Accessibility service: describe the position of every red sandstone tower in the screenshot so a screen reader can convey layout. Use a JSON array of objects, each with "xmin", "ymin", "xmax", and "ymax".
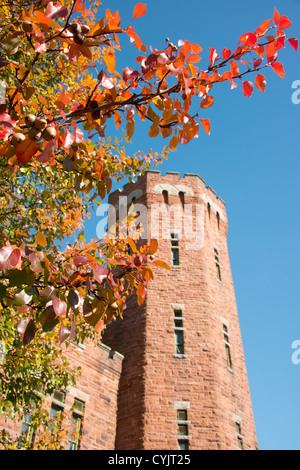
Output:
[{"xmin": 103, "ymin": 170, "xmax": 258, "ymax": 451}]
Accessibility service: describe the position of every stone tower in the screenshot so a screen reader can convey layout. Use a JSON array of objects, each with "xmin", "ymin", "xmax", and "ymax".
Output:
[{"xmin": 103, "ymin": 170, "xmax": 258, "ymax": 451}]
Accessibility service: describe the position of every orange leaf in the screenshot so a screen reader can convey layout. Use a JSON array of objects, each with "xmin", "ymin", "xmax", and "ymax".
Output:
[
  {"xmin": 272, "ymin": 61, "xmax": 285, "ymax": 79},
  {"xmin": 200, "ymin": 118, "xmax": 210, "ymax": 135},
  {"xmin": 200, "ymin": 96, "xmax": 214, "ymax": 109},
  {"xmin": 187, "ymin": 54, "xmax": 201, "ymax": 64},
  {"xmin": 104, "ymin": 51, "xmax": 116, "ymax": 74},
  {"xmin": 114, "ymin": 112, "xmax": 122, "ymax": 129},
  {"xmin": 133, "ymin": 3, "xmax": 147, "ymax": 19},
  {"xmin": 16, "ymin": 138, "xmax": 39, "ymax": 164},
  {"xmin": 255, "ymin": 74, "xmax": 267, "ymax": 93},
  {"xmin": 148, "ymin": 239, "xmax": 158, "ymax": 254},
  {"xmin": 260, "ymin": 19, "xmax": 271, "ymax": 33},
  {"xmin": 190, "ymin": 43, "xmax": 202, "ymax": 53},
  {"xmin": 152, "ymin": 260, "xmax": 171, "ymax": 271},
  {"xmin": 231, "ymin": 61, "xmax": 239, "ymax": 78}
]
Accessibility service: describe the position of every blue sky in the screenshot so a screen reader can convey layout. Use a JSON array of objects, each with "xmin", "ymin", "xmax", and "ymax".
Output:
[{"xmin": 84, "ymin": 0, "xmax": 300, "ymax": 450}]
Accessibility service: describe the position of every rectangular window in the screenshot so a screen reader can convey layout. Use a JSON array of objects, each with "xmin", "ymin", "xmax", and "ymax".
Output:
[
  {"xmin": 214, "ymin": 248, "xmax": 222, "ymax": 281},
  {"xmin": 174, "ymin": 310, "xmax": 184, "ymax": 355},
  {"xmin": 171, "ymin": 232, "xmax": 180, "ymax": 266},
  {"xmin": 177, "ymin": 409, "xmax": 189, "ymax": 449},
  {"xmin": 235, "ymin": 422, "xmax": 244, "ymax": 450},
  {"xmin": 67, "ymin": 399, "xmax": 85, "ymax": 451},
  {"xmin": 223, "ymin": 324, "xmax": 233, "ymax": 370},
  {"xmin": 19, "ymin": 411, "xmax": 34, "ymax": 448}
]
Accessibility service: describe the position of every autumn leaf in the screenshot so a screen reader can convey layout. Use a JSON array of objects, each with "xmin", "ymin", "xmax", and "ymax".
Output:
[
  {"xmin": 200, "ymin": 118, "xmax": 210, "ymax": 135},
  {"xmin": 255, "ymin": 74, "xmax": 267, "ymax": 93},
  {"xmin": 152, "ymin": 260, "xmax": 171, "ymax": 271},
  {"xmin": 288, "ymin": 38, "xmax": 298, "ymax": 52},
  {"xmin": 272, "ymin": 61, "xmax": 285, "ymax": 79},
  {"xmin": 17, "ymin": 318, "xmax": 36, "ymax": 345},
  {"xmin": 36, "ymin": 231, "xmax": 47, "ymax": 247},
  {"xmin": 200, "ymin": 96, "xmax": 214, "ymax": 109},
  {"xmin": 278, "ymin": 15, "xmax": 292, "ymax": 30},
  {"xmin": 16, "ymin": 138, "xmax": 39, "ymax": 164},
  {"xmin": 222, "ymin": 48, "xmax": 231, "ymax": 60},
  {"xmin": 243, "ymin": 80, "xmax": 254, "ymax": 97},
  {"xmin": 53, "ymin": 298, "xmax": 67, "ymax": 317},
  {"xmin": 133, "ymin": 3, "xmax": 147, "ymax": 19}
]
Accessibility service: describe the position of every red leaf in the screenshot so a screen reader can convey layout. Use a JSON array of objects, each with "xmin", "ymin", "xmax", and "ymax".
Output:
[
  {"xmin": 16, "ymin": 138, "xmax": 39, "ymax": 164},
  {"xmin": 59, "ymin": 322, "xmax": 70, "ymax": 345},
  {"xmin": 222, "ymin": 48, "xmax": 231, "ymax": 60},
  {"xmin": 239, "ymin": 32, "xmax": 257, "ymax": 47},
  {"xmin": 93, "ymin": 265, "xmax": 108, "ymax": 284},
  {"xmin": 255, "ymin": 74, "xmax": 267, "ymax": 93},
  {"xmin": 272, "ymin": 61, "xmax": 285, "ymax": 79},
  {"xmin": 208, "ymin": 48, "xmax": 219, "ymax": 67},
  {"xmin": 253, "ymin": 57, "xmax": 262, "ymax": 69},
  {"xmin": 288, "ymin": 38, "xmax": 298, "ymax": 52},
  {"xmin": 17, "ymin": 318, "xmax": 36, "ymax": 345},
  {"xmin": 0, "ymin": 113, "xmax": 18, "ymax": 129},
  {"xmin": 53, "ymin": 298, "xmax": 67, "ymax": 317},
  {"xmin": 8, "ymin": 248, "xmax": 21, "ymax": 267},
  {"xmin": 278, "ymin": 15, "xmax": 292, "ymax": 30},
  {"xmin": 243, "ymin": 81, "xmax": 254, "ymax": 98},
  {"xmin": 133, "ymin": 3, "xmax": 147, "ymax": 19},
  {"xmin": 273, "ymin": 8, "xmax": 280, "ymax": 25}
]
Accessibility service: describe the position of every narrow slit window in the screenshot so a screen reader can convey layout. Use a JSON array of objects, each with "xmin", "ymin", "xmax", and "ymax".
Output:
[
  {"xmin": 171, "ymin": 232, "xmax": 180, "ymax": 266},
  {"xmin": 174, "ymin": 310, "xmax": 184, "ymax": 355},
  {"xmin": 214, "ymin": 248, "xmax": 222, "ymax": 281},
  {"xmin": 223, "ymin": 324, "xmax": 233, "ymax": 370}
]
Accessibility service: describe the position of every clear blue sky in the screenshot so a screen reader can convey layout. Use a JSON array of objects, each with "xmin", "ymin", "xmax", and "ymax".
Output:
[{"xmin": 83, "ymin": 0, "xmax": 300, "ymax": 450}]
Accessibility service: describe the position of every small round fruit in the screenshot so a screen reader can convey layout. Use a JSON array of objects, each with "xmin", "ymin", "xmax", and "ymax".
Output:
[
  {"xmin": 73, "ymin": 32, "xmax": 85, "ymax": 45},
  {"xmin": 81, "ymin": 25, "xmax": 90, "ymax": 34},
  {"xmin": 25, "ymin": 114, "xmax": 36, "ymax": 127},
  {"xmin": 34, "ymin": 117, "xmax": 47, "ymax": 130},
  {"xmin": 11, "ymin": 133, "xmax": 26, "ymax": 147},
  {"xmin": 89, "ymin": 100, "xmax": 98, "ymax": 108},
  {"xmin": 42, "ymin": 126, "xmax": 56, "ymax": 141},
  {"xmin": 28, "ymin": 127, "xmax": 42, "ymax": 141},
  {"xmin": 149, "ymin": 254, "xmax": 155, "ymax": 261},
  {"xmin": 67, "ymin": 23, "xmax": 81, "ymax": 34},
  {"xmin": 22, "ymin": 21, "xmax": 33, "ymax": 33}
]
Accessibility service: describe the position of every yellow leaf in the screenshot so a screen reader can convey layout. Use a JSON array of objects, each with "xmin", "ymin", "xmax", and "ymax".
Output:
[{"xmin": 36, "ymin": 231, "xmax": 47, "ymax": 247}]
